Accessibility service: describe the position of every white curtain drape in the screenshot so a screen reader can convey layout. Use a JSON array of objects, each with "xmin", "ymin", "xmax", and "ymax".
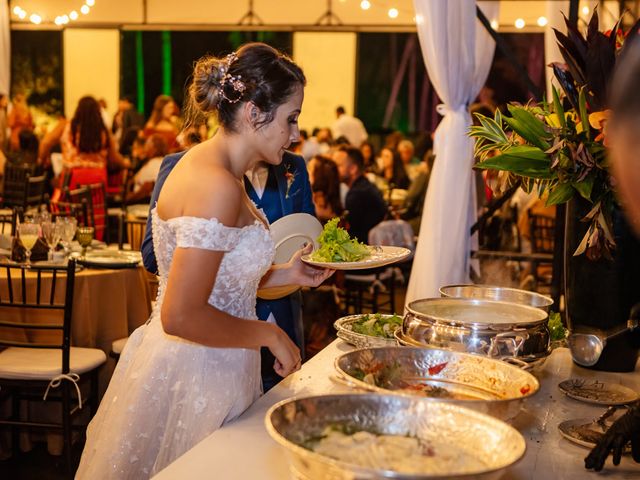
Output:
[
  {"xmin": 0, "ymin": 1, "xmax": 9, "ymax": 95},
  {"xmin": 406, "ymin": 0, "xmax": 499, "ymax": 303}
]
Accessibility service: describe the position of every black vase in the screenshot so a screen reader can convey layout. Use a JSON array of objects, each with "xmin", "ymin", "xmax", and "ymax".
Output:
[{"xmin": 565, "ymin": 198, "xmax": 640, "ymax": 372}]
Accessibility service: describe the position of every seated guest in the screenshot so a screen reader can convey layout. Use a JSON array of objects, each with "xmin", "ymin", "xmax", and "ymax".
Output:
[
  {"xmin": 11, "ymin": 129, "xmax": 40, "ymax": 167},
  {"xmin": 126, "ymin": 133, "xmax": 168, "ymax": 205},
  {"xmin": 8, "ymin": 92, "xmax": 34, "ymax": 152},
  {"xmin": 398, "ymin": 139, "xmax": 422, "ymax": 181},
  {"xmin": 380, "ymin": 147, "xmax": 410, "ymax": 190},
  {"xmin": 307, "ymin": 155, "xmax": 343, "ymax": 223},
  {"xmin": 143, "ymin": 95, "xmax": 179, "ymax": 151},
  {"xmin": 112, "ymin": 96, "xmax": 144, "ymax": 146},
  {"xmin": 360, "ymin": 140, "xmax": 379, "ymax": 175},
  {"xmin": 333, "ymin": 145, "xmax": 387, "ymax": 243}
]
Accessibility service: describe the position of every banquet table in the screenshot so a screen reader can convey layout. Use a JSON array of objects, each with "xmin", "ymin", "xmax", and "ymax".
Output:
[{"xmin": 154, "ymin": 341, "xmax": 640, "ymax": 480}]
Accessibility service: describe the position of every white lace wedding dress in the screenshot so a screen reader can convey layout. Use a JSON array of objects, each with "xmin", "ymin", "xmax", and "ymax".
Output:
[{"xmin": 76, "ymin": 209, "xmax": 274, "ymax": 479}]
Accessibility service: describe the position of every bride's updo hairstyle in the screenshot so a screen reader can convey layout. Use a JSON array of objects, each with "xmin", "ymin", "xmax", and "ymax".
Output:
[{"xmin": 187, "ymin": 42, "xmax": 305, "ymax": 132}]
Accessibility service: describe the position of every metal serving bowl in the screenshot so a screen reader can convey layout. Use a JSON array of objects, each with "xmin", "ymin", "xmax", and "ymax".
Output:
[
  {"xmin": 333, "ymin": 314, "xmax": 400, "ymax": 349},
  {"xmin": 403, "ymin": 298, "xmax": 550, "ymax": 363},
  {"xmin": 440, "ymin": 284, "xmax": 554, "ymax": 311},
  {"xmin": 265, "ymin": 393, "xmax": 526, "ymax": 480},
  {"xmin": 334, "ymin": 346, "xmax": 538, "ymax": 421}
]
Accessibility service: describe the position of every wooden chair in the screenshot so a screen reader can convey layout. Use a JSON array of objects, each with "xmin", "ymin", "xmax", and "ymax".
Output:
[
  {"xmin": 51, "ymin": 186, "xmax": 90, "ymax": 227},
  {"xmin": 118, "ymin": 216, "xmax": 147, "ymax": 251},
  {"xmin": 529, "ymin": 214, "xmax": 555, "ymax": 289},
  {"xmin": 0, "ymin": 259, "xmax": 106, "ymax": 470},
  {"xmin": 65, "ymin": 184, "xmax": 109, "ymax": 242},
  {"xmin": 1, "ymin": 164, "xmax": 47, "ymax": 212}
]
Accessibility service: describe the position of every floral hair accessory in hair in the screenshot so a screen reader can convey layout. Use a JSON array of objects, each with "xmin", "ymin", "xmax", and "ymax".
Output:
[{"xmin": 218, "ymin": 52, "xmax": 246, "ymax": 104}]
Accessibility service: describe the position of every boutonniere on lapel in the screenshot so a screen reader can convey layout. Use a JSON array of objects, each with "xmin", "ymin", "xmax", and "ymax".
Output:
[{"xmin": 284, "ymin": 162, "xmax": 297, "ymax": 199}]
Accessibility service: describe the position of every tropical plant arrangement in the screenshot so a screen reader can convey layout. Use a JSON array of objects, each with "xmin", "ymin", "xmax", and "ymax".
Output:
[{"xmin": 469, "ymin": 10, "xmax": 640, "ymax": 261}]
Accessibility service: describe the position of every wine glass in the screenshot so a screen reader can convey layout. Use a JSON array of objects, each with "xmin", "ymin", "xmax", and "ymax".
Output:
[
  {"xmin": 41, "ymin": 221, "xmax": 62, "ymax": 261},
  {"xmin": 76, "ymin": 226, "xmax": 94, "ymax": 258},
  {"xmin": 56, "ymin": 217, "xmax": 78, "ymax": 256},
  {"xmin": 18, "ymin": 221, "xmax": 41, "ymax": 267}
]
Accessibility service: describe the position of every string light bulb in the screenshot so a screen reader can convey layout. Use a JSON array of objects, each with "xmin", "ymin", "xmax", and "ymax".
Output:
[
  {"xmin": 360, "ymin": 0, "xmax": 371, "ymax": 10},
  {"xmin": 537, "ymin": 16, "xmax": 548, "ymax": 27},
  {"xmin": 582, "ymin": 6, "xmax": 590, "ymax": 16},
  {"xmin": 490, "ymin": 20, "xmax": 499, "ymax": 30},
  {"xmin": 515, "ymin": 18, "xmax": 525, "ymax": 29},
  {"xmin": 388, "ymin": 8, "xmax": 398, "ymax": 19},
  {"xmin": 12, "ymin": 2, "xmax": 96, "ymax": 23}
]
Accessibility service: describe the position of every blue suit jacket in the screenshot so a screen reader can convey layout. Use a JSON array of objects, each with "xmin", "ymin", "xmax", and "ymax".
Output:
[
  {"xmin": 140, "ymin": 150, "xmax": 314, "ymax": 388},
  {"xmin": 141, "ymin": 150, "xmax": 314, "ymax": 272}
]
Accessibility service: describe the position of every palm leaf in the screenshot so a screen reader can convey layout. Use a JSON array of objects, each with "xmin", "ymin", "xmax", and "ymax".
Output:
[{"xmin": 475, "ymin": 145, "xmax": 554, "ymax": 179}]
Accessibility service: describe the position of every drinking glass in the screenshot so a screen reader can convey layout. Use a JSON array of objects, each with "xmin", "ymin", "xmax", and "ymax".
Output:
[
  {"xmin": 56, "ymin": 217, "xmax": 78, "ymax": 256},
  {"xmin": 77, "ymin": 226, "xmax": 94, "ymax": 258},
  {"xmin": 41, "ymin": 221, "xmax": 62, "ymax": 261},
  {"xmin": 18, "ymin": 222, "xmax": 41, "ymax": 267}
]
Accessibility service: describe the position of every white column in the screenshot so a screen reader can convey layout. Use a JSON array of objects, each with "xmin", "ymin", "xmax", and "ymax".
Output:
[
  {"xmin": 293, "ymin": 32, "xmax": 357, "ymax": 133},
  {"xmin": 63, "ymin": 29, "xmax": 120, "ymax": 118}
]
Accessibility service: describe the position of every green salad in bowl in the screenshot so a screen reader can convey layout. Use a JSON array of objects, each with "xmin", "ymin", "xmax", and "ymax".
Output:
[
  {"xmin": 334, "ymin": 313, "xmax": 403, "ymax": 348},
  {"xmin": 310, "ymin": 218, "xmax": 370, "ymax": 263}
]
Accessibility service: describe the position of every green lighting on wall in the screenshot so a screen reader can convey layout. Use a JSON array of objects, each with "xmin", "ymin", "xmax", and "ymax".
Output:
[
  {"xmin": 161, "ymin": 31, "xmax": 172, "ymax": 96},
  {"xmin": 135, "ymin": 31, "xmax": 145, "ymax": 114}
]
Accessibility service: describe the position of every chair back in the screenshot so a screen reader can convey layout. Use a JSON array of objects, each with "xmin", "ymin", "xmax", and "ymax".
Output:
[
  {"xmin": 0, "ymin": 208, "xmax": 20, "ymax": 236},
  {"xmin": 368, "ymin": 219, "xmax": 415, "ymax": 251},
  {"xmin": 65, "ymin": 183, "xmax": 107, "ymax": 242},
  {"xmin": 529, "ymin": 214, "xmax": 555, "ymax": 254},
  {"xmin": 119, "ymin": 217, "xmax": 147, "ymax": 251},
  {"xmin": 51, "ymin": 186, "xmax": 90, "ymax": 227},
  {"xmin": 2, "ymin": 163, "xmax": 35, "ymax": 209},
  {"xmin": 0, "ymin": 259, "xmax": 76, "ymax": 373}
]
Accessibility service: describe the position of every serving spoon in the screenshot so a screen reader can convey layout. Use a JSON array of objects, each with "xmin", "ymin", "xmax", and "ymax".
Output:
[{"xmin": 568, "ymin": 304, "xmax": 640, "ymax": 367}]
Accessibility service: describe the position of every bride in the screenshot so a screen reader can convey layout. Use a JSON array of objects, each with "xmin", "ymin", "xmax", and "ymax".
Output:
[{"xmin": 76, "ymin": 43, "xmax": 333, "ymax": 479}]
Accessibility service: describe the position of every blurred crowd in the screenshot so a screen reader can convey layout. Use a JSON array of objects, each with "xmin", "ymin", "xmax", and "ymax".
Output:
[{"xmin": 0, "ymin": 96, "xmax": 435, "ymax": 246}]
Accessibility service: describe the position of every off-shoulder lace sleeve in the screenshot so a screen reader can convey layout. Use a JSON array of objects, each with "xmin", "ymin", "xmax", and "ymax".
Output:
[{"xmin": 172, "ymin": 217, "xmax": 243, "ymax": 252}]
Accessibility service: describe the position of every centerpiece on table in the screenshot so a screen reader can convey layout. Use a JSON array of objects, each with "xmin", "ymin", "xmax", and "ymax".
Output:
[{"xmin": 469, "ymin": 10, "xmax": 640, "ymax": 371}]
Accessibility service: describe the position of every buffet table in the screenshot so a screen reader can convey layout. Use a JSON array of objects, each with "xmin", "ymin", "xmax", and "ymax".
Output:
[{"xmin": 154, "ymin": 341, "xmax": 640, "ymax": 480}]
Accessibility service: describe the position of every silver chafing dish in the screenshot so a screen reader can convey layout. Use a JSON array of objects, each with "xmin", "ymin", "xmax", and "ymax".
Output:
[
  {"xmin": 265, "ymin": 393, "xmax": 526, "ymax": 480},
  {"xmin": 440, "ymin": 284, "xmax": 554, "ymax": 311},
  {"xmin": 334, "ymin": 346, "xmax": 539, "ymax": 421},
  {"xmin": 400, "ymin": 298, "xmax": 550, "ymax": 364}
]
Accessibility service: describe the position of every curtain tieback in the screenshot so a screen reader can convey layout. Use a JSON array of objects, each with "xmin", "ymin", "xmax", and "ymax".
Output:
[
  {"xmin": 436, "ymin": 104, "xmax": 470, "ymax": 116},
  {"xmin": 43, "ymin": 373, "xmax": 83, "ymax": 410}
]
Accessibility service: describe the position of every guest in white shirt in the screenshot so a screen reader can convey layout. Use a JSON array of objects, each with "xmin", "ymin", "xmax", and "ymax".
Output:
[
  {"xmin": 331, "ymin": 106, "xmax": 368, "ymax": 148},
  {"xmin": 126, "ymin": 133, "xmax": 168, "ymax": 204}
]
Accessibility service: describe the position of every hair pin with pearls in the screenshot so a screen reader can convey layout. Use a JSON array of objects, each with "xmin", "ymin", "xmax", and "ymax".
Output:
[{"xmin": 218, "ymin": 52, "xmax": 246, "ymax": 104}]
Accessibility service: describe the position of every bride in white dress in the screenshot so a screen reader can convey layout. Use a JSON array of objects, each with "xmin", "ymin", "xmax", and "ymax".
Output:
[{"xmin": 76, "ymin": 43, "xmax": 333, "ymax": 479}]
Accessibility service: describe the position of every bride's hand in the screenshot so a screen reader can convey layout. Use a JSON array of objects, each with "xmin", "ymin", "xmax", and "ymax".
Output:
[
  {"xmin": 268, "ymin": 324, "xmax": 302, "ymax": 378},
  {"xmin": 287, "ymin": 243, "xmax": 335, "ymax": 287}
]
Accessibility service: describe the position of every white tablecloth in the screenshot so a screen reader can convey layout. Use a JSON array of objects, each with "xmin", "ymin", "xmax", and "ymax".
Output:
[{"xmin": 154, "ymin": 342, "xmax": 640, "ymax": 480}]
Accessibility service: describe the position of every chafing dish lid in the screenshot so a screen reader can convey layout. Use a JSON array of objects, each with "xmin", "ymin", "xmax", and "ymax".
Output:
[{"xmin": 406, "ymin": 297, "xmax": 548, "ymax": 327}]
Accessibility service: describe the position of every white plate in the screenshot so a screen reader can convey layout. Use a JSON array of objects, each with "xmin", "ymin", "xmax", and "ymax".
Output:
[
  {"xmin": 558, "ymin": 378, "xmax": 639, "ymax": 406},
  {"xmin": 270, "ymin": 213, "xmax": 322, "ymax": 264},
  {"xmin": 258, "ymin": 213, "xmax": 323, "ymax": 300},
  {"xmin": 302, "ymin": 245, "xmax": 412, "ymax": 270},
  {"xmin": 558, "ymin": 417, "xmax": 631, "ymax": 452},
  {"xmin": 76, "ymin": 250, "xmax": 141, "ymax": 269}
]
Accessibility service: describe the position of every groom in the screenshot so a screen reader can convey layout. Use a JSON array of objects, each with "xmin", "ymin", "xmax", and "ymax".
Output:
[{"xmin": 141, "ymin": 149, "xmax": 314, "ymax": 391}]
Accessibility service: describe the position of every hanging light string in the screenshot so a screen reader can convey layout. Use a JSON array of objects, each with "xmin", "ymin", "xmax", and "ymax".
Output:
[{"xmin": 12, "ymin": 0, "xmax": 96, "ymax": 26}]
